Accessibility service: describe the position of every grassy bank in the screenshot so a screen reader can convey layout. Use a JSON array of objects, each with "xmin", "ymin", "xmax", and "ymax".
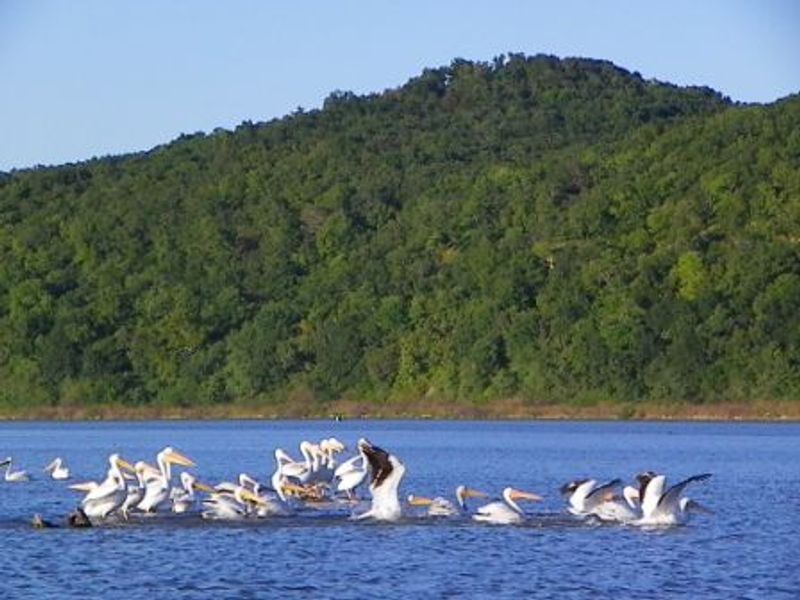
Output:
[{"xmin": 1, "ymin": 399, "xmax": 799, "ymax": 421}]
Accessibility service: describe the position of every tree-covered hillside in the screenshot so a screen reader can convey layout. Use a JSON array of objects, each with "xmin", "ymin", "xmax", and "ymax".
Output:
[{"xmin": 1, "ymin": 54, "xmax": 798, "ymax": 413}]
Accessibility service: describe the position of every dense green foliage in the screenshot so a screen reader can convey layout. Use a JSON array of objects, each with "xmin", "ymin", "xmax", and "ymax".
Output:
[{"xmin": 1, "ymin": 54, "xmax": 798, "ymax": 411}]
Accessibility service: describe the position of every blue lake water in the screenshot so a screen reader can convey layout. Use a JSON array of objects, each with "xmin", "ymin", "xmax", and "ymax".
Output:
[{"xmin": 1, "ymin": 420, "xmax": 798, "ymax": 599}]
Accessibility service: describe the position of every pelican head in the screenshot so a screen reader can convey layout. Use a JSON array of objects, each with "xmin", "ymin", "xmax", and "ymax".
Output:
[
  {"xmin": 193, "ymin": 480, "xmax": 215, "ymax": 493},
  {"xmin": 68, "ymin": 481, "xmax": 99, "ymax": 493},
  {"xmin": 503, "ymin": 487, "xmax": 543, "ymax": 514},
  {"xmin": 321, "ymin": 437, "xmax": 346, "ymax": 455},
  {"xmin": 236, "ymin": 486, "xmax": 267, "ymax": 507},
  {"xmin": 180, "ymin": 471, "xmax": 214, "ymax": 493},
  {"xmin": 134, "ymin": 461, "xmax": 160, "ymax": 482},
  {"xmin": 274, "ymin": 448, "xmax": 293, "ymax": 465},
  {"xmin": 159, "ymin": 447, "xmax": 196, "ymax": 468},
  {"xmin": 44, "ymin": 457, "xmax": 62, "ymax": 472},
  {"xmin": 455, "ymin": 485, "xmax": 488, "ymax": 508},
  {"xmin": 109, "ymin": 453, "xmax": 136, "ymax": 474},
  {"xmin": 0, "ymin": 458, "xmax": 10, "ymax": 468},
  {"xmin": 238, "ymin": 473, "xmax": 261, "ymax": 494}
]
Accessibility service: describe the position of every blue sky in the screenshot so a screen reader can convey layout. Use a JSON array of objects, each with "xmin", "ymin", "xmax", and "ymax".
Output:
[{"xmin": 1, "ymin": 0, "xmax": 798, "ymax": 171}]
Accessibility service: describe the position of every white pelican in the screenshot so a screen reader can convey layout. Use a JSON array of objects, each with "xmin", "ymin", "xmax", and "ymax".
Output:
[
  {"xmin": 560, "ymin": 478, "xmax": 622, "ymax": 517},
  {"xmin": 215, "ymin": 473, "xmax": 285, "ymax": 510},
  {"xmin": 473, "ymin": 487, "xmax": 543, "ymax": 524},
  {"xmin": 69, "ymin": 453, "xmax": 136, "ymax": 519},
  {"xmin": 137, "ymin": 447, "xmax": 196, "ymax": 513},
  {"xmin": 333, "ymin": 444, "xmax": 368, "ymax": 499},
  {"xmin": 201, "ymin": 485, "xmax": 267, "ymax": 520},
  {"xmin": 269, "ymin": 458, "xmax": 321, "ymax": 507},
  {"xmin": 121, "ymin": 462, "xmax": 157, "ymax": 517},
  {"xmin": 353, "ymin": 438, "xmax": 406, "ymax": 521},
  {"xmin": 215, "ymin": 473, "xmax": 264, "ymax": 496},
  {"xmin": 635, "ymin": 472, "xmax": 713, "ymax": 526},
  {"xmin": 43, "ymin": 457, "xmax": 70, "ymax": 480},
  {"xmin": 274, "ymin": 442, "xmax": 322, "ymax": 485},
  {"xmin": 171, "ymin": 472, "xmax": 214, "ymax": 513},
  {"xmin": 593, "ymin": 494, "xmax": 641, "ymax": 523},
  {"xmin": 591, "ymin": 480, "xmax": 647, "ymax": 523},
  {"xmin": 408, "ymin": 485, "xmax": 488, "ymax": 517},
  {"xmin": 236, "ymin": 473, "xmax": 292, "ymax": 517},
  {"xmin": 3, "ymin": 457, "xmax": 29, "ymax": 482},
  {"xmin": 315, "ymin": 438, "xmax": 345, "ymax": 483},
  {"xmin": 271, "ymin": 450, "xmax": 294, "ymax": 502}
]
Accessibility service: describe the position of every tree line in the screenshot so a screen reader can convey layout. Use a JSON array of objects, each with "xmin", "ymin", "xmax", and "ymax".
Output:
[{"xmin": 1, "ymin": 54, "xmax": 798, "ymax": 412}]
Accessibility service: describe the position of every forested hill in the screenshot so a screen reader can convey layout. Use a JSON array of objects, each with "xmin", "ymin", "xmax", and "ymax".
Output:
[{"xmin": 1, "ymin": 54, "xmax": 799, "ymax": 414}]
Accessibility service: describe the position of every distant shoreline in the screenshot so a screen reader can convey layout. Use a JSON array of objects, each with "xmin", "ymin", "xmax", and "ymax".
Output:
[{"xmin": 1, "ymin": 399, "xmax": 798, "ymax": 422}]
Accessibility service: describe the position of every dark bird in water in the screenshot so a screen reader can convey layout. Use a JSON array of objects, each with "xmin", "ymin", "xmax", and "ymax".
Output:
[
  {"xmin": 67, "ymin": 507, "xmax": 93, "ymax": 528},
  {"xmin": 31, "ymin": 513, "xmax": 56, "ymax": 529}
]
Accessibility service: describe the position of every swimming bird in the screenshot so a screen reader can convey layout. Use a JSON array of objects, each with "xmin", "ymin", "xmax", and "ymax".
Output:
[
  {"xmin": 315, "ymin": 438, "xmax": 346, "ymax": 483},
  {"xmin": 120, "ymin": 461, "xmax": 158, "ymax": 518},
  {"xmin": 3, "ymin": 457, "xmax": 30, "ymax": 482},
  {"xmin": 201, "ymin": 485, "xmax": 267, "ymax": 520},
  {"xmin": 634, "ymin": 472, "xmax": 713, "ymax": 526},
  {"xmin": 43, "ymin": 457, "xmax": 70, "ymax": 480},
  {"xmin": 593, "ymin": 494, "xmax": 641, "ymax": 523},
  {"xmin": 66, "ymin": 507, "xmax": 92, "ymax": 528},
  {"xmin": 473, "ymin": 487, "xmax": 543, "ymax": 524},
  {"xmin": 333, "ymin": 443, "xmax": 368, "ymax": 500},
  {"xmin": 353, "ymin": 438, "xmax": 406, "ymax": 521},
  {"xmin": 171, "ymin": 472, "xmax": 214, "ymax": 513},
  {"xmin": 213, "ymin": 472, "xmax": 290, "ymax": 516},
  {"xmin": 274, "ymin": 442, "xmax": 323, "ymax": 485},
  {"xmin": 137, "ymin": 447, "xmax": 196, "ymax": 513},
  {"xmin": 240, "ymin": 473, "xmax": 293, "ymax": 517},
  {"xmin": 32, "ymin": 513, "xmax": 57, "ymax": 529},
  {"xmin": 560, "ymin": 478, "xmax": 622, "ymax": 518},
  {"xmin": 271, "ymin": 450, "xmax": 295, "ymax": 502},
  {"xmin": 215, "ymin": 473, "xmax": 265, "ymax": 497},
  {"xmin": 407, "ymin": 485, "xmax": 488, "ymax": 517},
  {"xmin": 69, "ymin": 453, "xmax": 136, "ymax": 519},
  {"xmin": 588, "ymin": 478, "xmax": 651, "ymax": 523}
]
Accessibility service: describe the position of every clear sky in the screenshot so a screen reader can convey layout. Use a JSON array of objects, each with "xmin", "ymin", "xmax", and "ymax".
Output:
[{"xmin": 1, "ymin": 0, "xmax": 798, "ymax": 171}]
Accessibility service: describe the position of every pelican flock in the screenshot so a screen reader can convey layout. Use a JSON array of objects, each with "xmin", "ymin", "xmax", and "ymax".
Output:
[{"xmin": 2, "ymin": 436, "xmax": 714, "ymax": 530}]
